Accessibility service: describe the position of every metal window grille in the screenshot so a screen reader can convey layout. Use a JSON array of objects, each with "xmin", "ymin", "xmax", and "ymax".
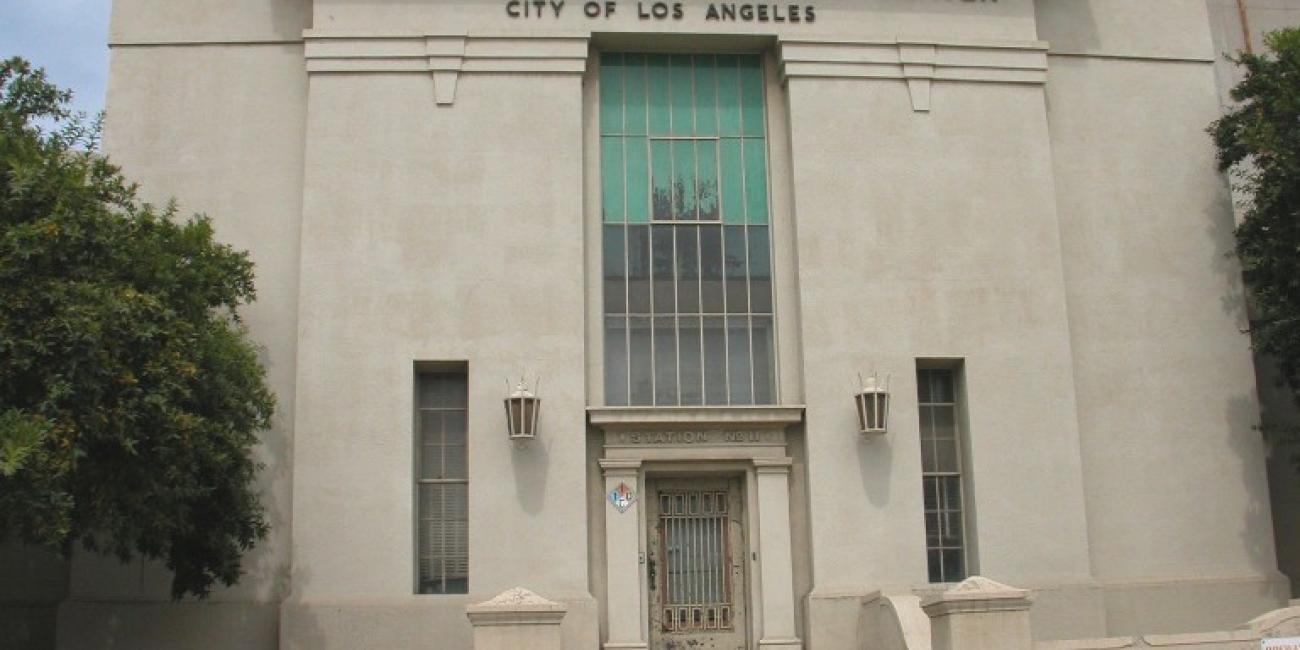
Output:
[
  {"xmin": 416, "ymin": 372, "xmax": 468, "ymax": 594},
  {"xmin": 659, "ymin": 490, "xmax": 733, "ymax": 631},
  {"xmin": 918, "ymin": 368, "xmax": 968, "ymax": 584},
  {"xmin": 600, "ymin": 53, "xmax": 777, "ymax": 406}
]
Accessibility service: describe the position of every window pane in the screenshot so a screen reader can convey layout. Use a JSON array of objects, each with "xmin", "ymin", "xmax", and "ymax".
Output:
[
  {"xmin": 626, "ymin": 136, "xmax": 650, "ymax": 223},
  {"xmin": 629, "ymin": 316, "xmax": 653, "ymax": 405},
  {"xmin": 647, "ymin": 54, "xmax": 670, "ymax": 136},
  {"xmin": 942, "ymin": 512, "xmax": 964, "ymax": 547},
  {"xmin": 603, "ymin": 225, "xmax": 626, "ymax": 313},
  {"xmin": 673, "ymin": 139, "xmax": 698, "ymax": 220},
  {"xmin": 444, "ymin": 411, "xmax": 466, "ymax": 444},
  {"xmin": 627, "ymin": 225, "xmax": 651, "ymax": 313},
  {"xmin": 739, "ymin": 56, "xmax": 765, "ymax": 137},
  {"xmin": 927, "ymin": 550, "xmax": 942, "ymax": 584},
  {"xmin": 655, "ymin": 316, "xmax": 678, "ymax": 405},
  {"xmin": 727, "ymin": 316, "xmax": 752, "ymax": 404},
  {"xmin": 931, "ymin": 370, "xmax": 955, "ymax": 403},
  {"xmin": 703, "ymin": 316, "xmax": 727, "ymax": 405},
  {"xmin": 724, "ymin": 225, "xmax": 748, "ymax": 314},
  {"xmin": 743, "ymin": 138, "xmax": 768, "ymax": 224},
  {"xmin": 670, "ymin": 54, "xmax": 693, "ymax": 135},
  {"xmin": 748, "ymin": 226, "xmax": 772, "ymax": 312},
  {"xmin": 420, "ymin": 373, "xmax": 466, "ymax": 408},
  {"xmin": 697, "ymin": 139, "xmax": 720, "ymax": 221},
  {"xmin": 939, "ymin": 476, "xmax": 963, "ymax": 511},
  {"xmin": 936, "ymin": 439, "xmax": 959, "ymax": 473},
  {"xmin": 652, "ymin": 225, "xmax": 676, "ymax": 314},
  {"xmin": 700, "ymin": 225, "xmax": 724, "ymax": 313},
  {"xmin": 421, "ymin": 411, "xmax": 444, "ymax": 446},
  {"xmin": 602, "ymin": 137, "xmax": 625, "ymax": 223},
  {"xmin": 716, "ymin": 54, "xmax": 741, "ymax": 136},
  {"xmin": 600, "ymin": 52, "xmax": 624, "ymax": 135},
  {"xmin": 651, "ymin": 139, "xmax": 673, "ymax": 221},
  {"xmin": 624, "ymin": 54, "xmax": 647, "ymax": 136},
  {"xmin": 676, "ymin": 226, "xmax": 700, "ymax": 314},
  {"xmin": 941, "ymin": 550, "xmax": 964, "ymax": 583},
  {"xmin": 680, "ymin": 316, "xmax": 703, "ymax": 405},
  {"xmin": 917, "ymin": 369, "xmax": 935, "ymax": 403},
  {"xmin": 605, "ymin": 316, "xmax": 629, "ymax": 406},
  {"xmin": 919, "ymin": 405, "xmax": 936, "ymax": 439},
  {"xmin": 418, "ymin": 476, "xmax": 467, "ymax": 593},
  {"xmin": 921, "ymin": 439, "xmax": 937, "ymax": 474},
  {"xmin": 932, "ymin": 406, "xmax": 956, "ymax": 439},
  {"xmin": 720, "ymin": 138, "xmax": 744, "ymax": 225},
  {"xmin": 603, "ymin": 53, "xmax": 777, "ymax": 408},
  {"xmin": 752, "ymin": 315, "xmax": 775, "ymax": 404},
  {"xmin": 444, "ymin": 445, "xmax": 467, "ymax": 480},
  {"xmin": 694, "ymin": 55, "xmax": 718, "ymax": 136}
]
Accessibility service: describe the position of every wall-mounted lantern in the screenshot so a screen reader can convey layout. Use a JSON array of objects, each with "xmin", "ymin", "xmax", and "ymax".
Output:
[
  {"xmin": 504, "ymin": 378, "xmax": 541, "ymax": 441},
  {"xmin": 855, "ymin": 373, "xmax": 890, "ymax": 437}
]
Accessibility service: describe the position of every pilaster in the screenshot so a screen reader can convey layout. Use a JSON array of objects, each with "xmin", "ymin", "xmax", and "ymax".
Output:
[
  {"xmin": 754, "ymin": 458, "xmax": 802, "ymax": 650},
  {"xmin": 600, "ymin": 459, "xmax": 647, "ymax": 650}
]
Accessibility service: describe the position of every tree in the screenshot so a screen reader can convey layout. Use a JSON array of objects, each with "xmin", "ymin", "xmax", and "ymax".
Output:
[
  {"xmin": 0, "ymin": 57, "xmax": 274, "ymax": 599},
  {"xmin": 1212, "ymin": 29, "xmax": 1300, "ymax": 406}
]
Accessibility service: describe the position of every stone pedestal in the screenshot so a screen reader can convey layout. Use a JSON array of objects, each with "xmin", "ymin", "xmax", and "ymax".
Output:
[
  {"xmin": 921, "ymin": 577, "xmax": 1033, "ymax": 650},
  {"xmin": 466, "ymin": 587, "xmax": 567, "ymax": 650}
]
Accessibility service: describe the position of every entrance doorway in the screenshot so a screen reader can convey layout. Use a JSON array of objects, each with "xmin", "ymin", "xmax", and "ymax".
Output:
[{"xmin": 646, "ymin": 476, "xmax": 748, "ymax": 650}]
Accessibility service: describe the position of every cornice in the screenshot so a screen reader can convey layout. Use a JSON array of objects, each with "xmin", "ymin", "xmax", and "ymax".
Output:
[
  {"xmin": 303, "ymin": 31, "xmax": 590, "ymax": 105},
  {"xmin": 778, "ymin": 36, "xmax": 1049, "ymax": 111}
]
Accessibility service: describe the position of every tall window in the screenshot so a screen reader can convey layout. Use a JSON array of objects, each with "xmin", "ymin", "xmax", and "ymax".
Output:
[
  {"xmin": 601, "ymin": 53, "xmax": 776, "ymax": 406},
  {"xmin": 918, "ymin": 367, "xmax": 969, "ymax": 583},
  {"xmin": 416, "ymin": 372, "xmax": 468, "ymax": 594}
]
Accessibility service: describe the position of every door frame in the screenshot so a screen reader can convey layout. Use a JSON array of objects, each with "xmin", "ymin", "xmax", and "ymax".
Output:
[
  {"xmin": 642, "ymin": 465, "xmax": 757, "ymax": 649},
  {"xmin": 591, "ymin": 405, "xmax": 805, "ymax": 650}
]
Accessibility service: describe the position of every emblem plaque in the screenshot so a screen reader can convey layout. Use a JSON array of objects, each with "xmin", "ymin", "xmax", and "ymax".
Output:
[{"xmin": 608, "ymin": 482, "xmax": 636, "ymax": 513}]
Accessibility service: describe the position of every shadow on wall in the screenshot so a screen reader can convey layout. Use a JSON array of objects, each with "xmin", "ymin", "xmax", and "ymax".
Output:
[
  {"xmin": 271, "ymin": 0, "xmax": 313, "ymax": 36},
  {"xmin": 513, "ymin": 433, "xmax": 551, "ymax": 516}
]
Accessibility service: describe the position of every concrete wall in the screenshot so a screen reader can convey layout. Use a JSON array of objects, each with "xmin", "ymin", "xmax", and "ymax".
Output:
[
  {"xmin": 0, "ymin": 542, "xmax": 67, "ymax": 650},
  {"xmin": 281, "ymin": 54, "xmax": 597, "ymax": 650},
  {"xmin": 1037, "ymin": 0, "xmax": 1288, "ymax": 636},
  {"xmin": 65, "ymin": 0, "xmax": 1299, "ymax": 647},
  {"xmin": 1205, "ymin": 0, "xmax": 1300, "ymax": 599},
  {"xmin": 57, "ymin": 1, "xmax": 310, "ymax": 648}
]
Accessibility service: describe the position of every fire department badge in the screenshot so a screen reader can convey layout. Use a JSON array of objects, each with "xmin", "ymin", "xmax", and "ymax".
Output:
[{"xmin": 608, "ymin": 482, "xmax": 636, "ymax": 513}]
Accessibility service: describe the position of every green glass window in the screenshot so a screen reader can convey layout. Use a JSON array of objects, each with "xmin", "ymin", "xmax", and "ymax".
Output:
[{"xmin": 601, "ymin": 53, "xmax": 775, "ymax": 406}]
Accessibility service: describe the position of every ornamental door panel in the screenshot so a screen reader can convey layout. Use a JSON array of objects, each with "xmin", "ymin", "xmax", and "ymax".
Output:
[{"xmin": 646, "ymin": 477, "xmax": 748, "ymax": 650}]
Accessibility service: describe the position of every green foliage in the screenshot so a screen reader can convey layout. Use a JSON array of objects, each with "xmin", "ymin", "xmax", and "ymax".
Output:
[
  {"xmin": 1212, "ymin": 29, "xmax": 1300, "ymax": 404},
  {"xmin": 0, "ymin": 57, "xmax": 273, "ymax": 599}
]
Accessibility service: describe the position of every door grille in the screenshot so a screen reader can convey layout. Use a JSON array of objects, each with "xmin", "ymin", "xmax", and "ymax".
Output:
[{"xmin": 659, "ymin": 490, "xmax": 733, "ymax": 631}]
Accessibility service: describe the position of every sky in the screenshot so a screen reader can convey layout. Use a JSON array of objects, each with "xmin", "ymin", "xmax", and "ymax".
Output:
[{"xmin": 2, "ymin": 0, "xmax": 112, "ymax": 118}]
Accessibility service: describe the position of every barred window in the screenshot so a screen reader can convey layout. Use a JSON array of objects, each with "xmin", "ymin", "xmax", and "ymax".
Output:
[
  {"xmin": 600, "ymin": 52, "xmax": 776, "ymax": 406},
  {"xmin": 416, "ymin": 372, "xmax": 468, "ymax": 594},
  {"xmin": 918, "ymin": 367, "xmax": 969, "ymax": 583}
]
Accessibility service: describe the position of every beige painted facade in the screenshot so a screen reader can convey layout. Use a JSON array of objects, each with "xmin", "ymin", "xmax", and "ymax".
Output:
[{"xmin": 6, "ymin": 1, "xmax": 1300, "ymax": 649}]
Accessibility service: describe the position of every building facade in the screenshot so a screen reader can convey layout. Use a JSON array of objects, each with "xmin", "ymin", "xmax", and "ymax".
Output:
[{"xmin": 8, "ymin": 1, "xmax": 1300, "ymax": 649}]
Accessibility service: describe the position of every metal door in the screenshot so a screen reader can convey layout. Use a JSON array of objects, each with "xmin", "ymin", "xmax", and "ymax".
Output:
[{"xmin": 646, "ymin": 477, "xmax": 747, "ymax": 650}]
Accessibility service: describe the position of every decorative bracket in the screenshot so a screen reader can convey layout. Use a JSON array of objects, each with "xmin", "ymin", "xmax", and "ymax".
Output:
[
  {"xmin": 899, "ymin": 42, "xmax": 936, "ymax": 112},
  {"xmin": 427, "ymin": 36, "xmax": 466, "ymax": 106}
]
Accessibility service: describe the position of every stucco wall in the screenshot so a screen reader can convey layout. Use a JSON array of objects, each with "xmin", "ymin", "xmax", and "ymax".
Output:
[
  {"xmin": 1037, "ymin": 0, "xmax": 1288, "ymax": 636},
  {"xmin": 282, "ymin": 66, "xmax": 597, "ymax": 648},
  {"xmin": 49, "ymin": 0, "xmax": 1300, "ymax": 648},
  {"xmin": 56, "ymin": 0, "xmax": 311, "ymax": 646}
]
